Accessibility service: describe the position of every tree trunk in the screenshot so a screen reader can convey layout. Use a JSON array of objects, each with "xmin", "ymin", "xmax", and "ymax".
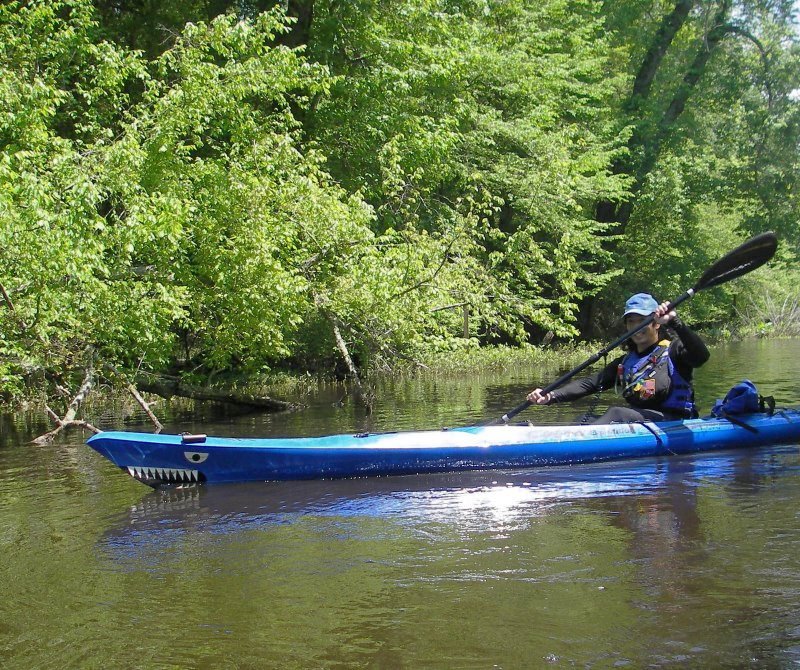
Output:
[
  {"xmin": 282, "ymin": 0, "xmax": 314, "ymax": 48},
  {"xmin": 628, "ymin": 0, "xmax": 695, "ymax": 110},
  {"xmin": 328, "ymin": 314, "xmax": 374, "ymax": 413},
  {"xmin": 595, "ymin": 0, "xmax": 732, "ymax": 230},
  {"xmin": 637, "ymin": 0, "xmax": 733, "ymax": 184},
  {"xmin": 31, "ymin": 363, "xmax": 101, "ymax": 445}
]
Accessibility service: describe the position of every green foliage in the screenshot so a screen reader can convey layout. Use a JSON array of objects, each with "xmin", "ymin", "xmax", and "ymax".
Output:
[
  {"xmin": 730, "ymin": 246, "xmax": 800, "ymax": 338},
  {"xmin": 309, "ymin": 0, "xmax": 630, "ymax": 343},
  {"xmin": 0, "ymin": 0, "xmax": 173, "ymax": 379},
  {"xmin": 0, "ymin": 2, "xmax": 363, "ymax": 384},
  {"xmin": 0, "ymin": 0, "xmax": 798, "ymax": 404}
]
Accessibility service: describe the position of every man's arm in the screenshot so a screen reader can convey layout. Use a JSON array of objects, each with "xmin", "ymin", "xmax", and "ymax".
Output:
[
  {"xmin": 668, "ymin": 316, "xmax": 710, "ymax": 368},
  {"xmin": 547, "ymin": 357, "xmax": 621, "ymax": 403}
]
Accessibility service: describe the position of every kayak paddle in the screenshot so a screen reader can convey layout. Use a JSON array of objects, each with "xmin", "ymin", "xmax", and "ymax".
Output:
[{"xmin": 488, "ymin": 231, "xmax": 778, "ymax": 425}]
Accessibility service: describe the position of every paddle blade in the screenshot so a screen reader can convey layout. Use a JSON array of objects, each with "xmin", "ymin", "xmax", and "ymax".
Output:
[{"xmin": 694, "ymin": 232, "xmax": 777, "ymax": 291}]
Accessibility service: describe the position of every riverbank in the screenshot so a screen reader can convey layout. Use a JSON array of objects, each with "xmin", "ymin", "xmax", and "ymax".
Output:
[
  {"xmin": 2, "ymin": 341, "xmax": 600, "ymax": 444},
  {"xmin": 2, "ymin": 341, "xmax": 597, "ymax": 411},
  {"xmin": 7, "ymin": 336, "xmax": 800, "ymax": 442}
]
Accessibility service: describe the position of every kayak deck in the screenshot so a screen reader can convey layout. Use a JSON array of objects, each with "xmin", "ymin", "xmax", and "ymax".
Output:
[{"xmin": 86, "ymin": 409, "xmax": 800, "ymax": 487}]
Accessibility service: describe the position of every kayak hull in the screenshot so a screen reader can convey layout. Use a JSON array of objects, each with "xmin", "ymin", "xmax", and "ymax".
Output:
[{"xmin": 86, "ymin": 409, "xmax": 800, "ymax": 487}]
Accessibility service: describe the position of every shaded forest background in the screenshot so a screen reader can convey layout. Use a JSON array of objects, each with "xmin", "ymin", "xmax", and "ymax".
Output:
[{"xmin": 1, "ymin": 0, "xmax": 799, "ymax": 403}]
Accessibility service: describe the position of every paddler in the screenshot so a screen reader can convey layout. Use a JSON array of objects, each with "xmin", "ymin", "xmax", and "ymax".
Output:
[{"xmin": 526, "ymin": 293, "xmax": 710, "ymax": 423}]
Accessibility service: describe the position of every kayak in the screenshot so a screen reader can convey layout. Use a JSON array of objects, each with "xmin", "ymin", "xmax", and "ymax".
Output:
[{"xmin": 86, "ymin": 408, "xmax": 800, "ymax": 487}]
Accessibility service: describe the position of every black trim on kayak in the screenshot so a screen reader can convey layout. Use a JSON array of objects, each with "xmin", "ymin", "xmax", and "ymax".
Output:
[
  {"xmin": 635, "ymin": 421, "xmax": 666, "ymax": 449},
  {"xmin": 719, "ymin": 412, "xmax": 759, "ymax": 433}
]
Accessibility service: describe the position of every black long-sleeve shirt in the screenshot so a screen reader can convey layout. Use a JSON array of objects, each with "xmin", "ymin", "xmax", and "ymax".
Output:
[{"xmin": 548, "ymin": 318, "xmax": 710, "ymax": 404}]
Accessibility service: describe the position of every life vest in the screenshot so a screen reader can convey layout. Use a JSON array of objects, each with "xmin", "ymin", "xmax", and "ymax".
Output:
[{"xmin": 616, "ymin": 339, "xmax": 697, "ymax": 418}]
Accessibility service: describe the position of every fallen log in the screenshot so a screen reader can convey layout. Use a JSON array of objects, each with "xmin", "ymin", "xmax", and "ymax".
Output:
[
  {"xmin": 32, "ymin": 364, "xmax": 101, "ymax": 445},
  {"xmin": 135, "ymin": 375, "xmax": 298, "ymax": 411},
  {"xmin": 126, "ymin": 382, "xmax": 164, "ymax": 432}
]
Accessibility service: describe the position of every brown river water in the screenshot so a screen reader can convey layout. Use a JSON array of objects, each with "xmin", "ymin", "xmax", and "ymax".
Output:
[{"xmin": 3, "ymin": 338, "xmax": 800, "ymax": 668}]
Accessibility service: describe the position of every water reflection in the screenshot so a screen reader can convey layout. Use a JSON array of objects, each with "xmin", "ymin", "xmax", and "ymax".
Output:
[
  {"xmin": 88, "ymin": 443, "xmax": 800, "ymax": 666},
  {"xmin": 100, "ymin": 445, "xmax": 800, "ymax": 554}
]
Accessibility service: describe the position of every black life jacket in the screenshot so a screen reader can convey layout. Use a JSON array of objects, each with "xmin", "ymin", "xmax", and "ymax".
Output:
[{"xmin": 616, "ymin": 339, "xmax": 697, "ymax": 418}]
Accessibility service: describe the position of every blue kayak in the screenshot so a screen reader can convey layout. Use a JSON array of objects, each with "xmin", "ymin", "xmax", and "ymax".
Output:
[{"xmin": 86, "ymin": 409, "xmax": 800, "ymax": 487}]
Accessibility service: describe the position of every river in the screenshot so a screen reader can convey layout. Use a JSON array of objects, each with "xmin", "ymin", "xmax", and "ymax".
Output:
[{"xmin": 2, "ymin": 338, "xmax": 800, "ymax": 668}]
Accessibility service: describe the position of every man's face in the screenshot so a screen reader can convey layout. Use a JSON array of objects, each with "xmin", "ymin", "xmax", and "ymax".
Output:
[{"xmin": 624, "ymin": 314, "xmax": 659, "ymax": 346}]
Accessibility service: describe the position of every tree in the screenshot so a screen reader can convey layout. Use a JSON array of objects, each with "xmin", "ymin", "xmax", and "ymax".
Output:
[
  {"xmin": 593, "ymin": 0, "xmax": 800, "ymax": 329},
  {"xmin": 0, "ymin": 2, "xmax": 376, "ymax": 398}
]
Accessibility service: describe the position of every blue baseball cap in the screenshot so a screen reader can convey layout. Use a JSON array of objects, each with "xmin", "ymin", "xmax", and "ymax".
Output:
[{"xmin": 623, "ymin": 293, "xmax": 658, "ymax": 317}]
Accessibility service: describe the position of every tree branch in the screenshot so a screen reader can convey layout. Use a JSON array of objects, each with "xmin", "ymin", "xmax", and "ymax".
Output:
[
  {"xmin": 637, "ymin": 0, "xmax": 734, "ymax": 185},
  {"xmin": 326, "ymin": 312, "xmax": 374, "ymax": 412},
  {"xmin": 0, "ymin": 282, "xmax": 16, "ymax": 312},
  {"xmin": 0, "ymin": 281, "xmax": 30, "ymax": 330},
  {"xmin": 103, "ymin": 364, "xmax": 164, "ymax": 433},
  {"xmin": 127, "ymin": 383, "xmax": 164, "ymax": 432},
  {"xmin": 723, "ymin": 24, "xmax": 773, "ymax": 108},
  {"xmin": 387, "ymin": 233, "xmax": 459, "ymax": 302}
]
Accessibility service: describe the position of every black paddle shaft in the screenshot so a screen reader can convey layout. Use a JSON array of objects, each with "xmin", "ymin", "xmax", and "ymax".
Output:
[{"xmin": 491, "ymin": 232, "xmax": 778, "ymax": 425}]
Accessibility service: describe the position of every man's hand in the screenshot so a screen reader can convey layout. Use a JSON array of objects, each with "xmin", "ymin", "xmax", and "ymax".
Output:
[
  {"xmin": 653, "ymin": 302, "xmax": 677, "ymax": 325},
  {"xmin": 526, "ymin": 388, "xmax": 551, "ymax": 405}
]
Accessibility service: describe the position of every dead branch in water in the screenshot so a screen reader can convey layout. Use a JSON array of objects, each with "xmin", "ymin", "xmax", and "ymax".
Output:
[
  {"xmin": 31, "ymin": 363, "xmax": 101, "ymax": 445},
  {"xmin": 329, "ymin": 314, "xmax": 374, "ymax": 414},
  {"xmin": 104, "ymin": 364, "xmax": 164, "ymax": 433},
  {"xmin": 127, "ymin": 382, "xmax": 164, "ymax": 432}
]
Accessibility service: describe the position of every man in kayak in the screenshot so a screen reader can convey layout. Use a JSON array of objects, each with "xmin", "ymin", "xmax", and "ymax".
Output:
[{"xmin": 527, "ymin": 293, "xmax": 710, "ymax": 423}]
